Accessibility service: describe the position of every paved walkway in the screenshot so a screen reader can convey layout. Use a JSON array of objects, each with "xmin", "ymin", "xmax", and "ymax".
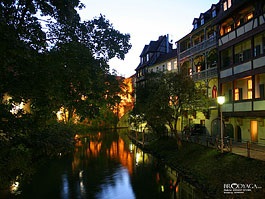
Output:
[
  {"xmin": 179, "ymin": 133, "xmax": 265, "ymax": 161},
  {"xmin": 231, "ymin": 142, "xmax": 265, "ymax": 161}
]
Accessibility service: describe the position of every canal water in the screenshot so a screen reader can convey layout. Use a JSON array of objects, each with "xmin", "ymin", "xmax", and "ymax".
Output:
[{"xmin": 8, "ymin": 130, "xmax": 206, "ymax": 199}]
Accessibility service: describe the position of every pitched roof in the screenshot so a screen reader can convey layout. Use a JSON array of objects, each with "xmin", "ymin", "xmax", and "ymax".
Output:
[{"xmin": 154, "ymin": 49, "xmax": 177, "ymax": 65}]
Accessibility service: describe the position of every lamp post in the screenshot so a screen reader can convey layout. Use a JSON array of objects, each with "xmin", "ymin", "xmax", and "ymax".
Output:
[{"xmin": 217, "ymin": 96, "xmax": 225, "ymax": 153}]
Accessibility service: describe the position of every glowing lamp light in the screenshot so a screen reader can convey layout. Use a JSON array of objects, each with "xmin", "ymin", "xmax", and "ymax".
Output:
[
  {"xmin": 217, "ymin": 95, "xmax": 225, "ymax": 153},
  {"xmin": 217, "ymin": 96, "xmax": 225, "ymax": 105}
]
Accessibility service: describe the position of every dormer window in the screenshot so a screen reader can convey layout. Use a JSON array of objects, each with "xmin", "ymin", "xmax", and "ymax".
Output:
[
  {"xmin": 201, "ymin": 18, "xmax": 204, "ymax": 25},
  {"xmin": 212, "ymin": 9, "xmax": 216, "ymax": 17},
  {"xmin": 146, "ymin": 54, "xmax": 149, "ymax": 61},
  {"xmin": 223, "ymin": 0, "xmax": 232, "ymax": 11},
  {"xmin": 193, "ymin": 18, "xmax": 199, "ymax": 30}
]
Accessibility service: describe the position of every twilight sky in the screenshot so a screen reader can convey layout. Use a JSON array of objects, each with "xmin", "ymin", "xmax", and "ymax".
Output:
[{"xmin": 79, "ymin": 0, "xmax": 218, "ymax": 77}]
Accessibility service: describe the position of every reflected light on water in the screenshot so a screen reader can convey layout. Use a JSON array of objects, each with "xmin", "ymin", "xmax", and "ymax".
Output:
[
  {"xmin": 96, "ymin": 167, "xmax": 135, "ymax": 199},
  {"xmin": 61, "ymin": 174, "xmax": 69, "ymax": 199},
  {"xmin": 10, "ymin": 181, "xmax": 20, "ymax": 194}
]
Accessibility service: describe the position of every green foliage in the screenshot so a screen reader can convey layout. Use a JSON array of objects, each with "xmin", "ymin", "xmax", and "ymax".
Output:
[
  {"xmin": 0, "ymin": 122, "xmax": 76, "ymax": 189},
  {"xmin": 134, "ymin": 71, "xmax": 211, "ymax": 134},
  {"xmin": 0, "ymin": 0, "xmax": 131, "ymax": 124},
  {"xmin": 0, "ymin": 0, "xmax": 131, "ymax": 190}
]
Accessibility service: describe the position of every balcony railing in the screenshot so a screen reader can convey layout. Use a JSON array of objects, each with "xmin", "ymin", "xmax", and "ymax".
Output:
[
  {"xmin": 192, "ymin": 67, "xmax": 218, "ymax": 81},
  {"xmin": 218, "ymin": 13, "xmax": 264, "ymax": 46},
  {"xmin": 179, "ymin": 36, "xmax": 217, "ymax": 60}
]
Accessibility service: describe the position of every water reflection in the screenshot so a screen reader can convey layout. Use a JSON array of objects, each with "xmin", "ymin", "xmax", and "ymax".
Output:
[
  {"xmin": 10, "ymin": 130, "xmax": 207, "ymax": 199},
  {"xmin": 95, "ymin": 166, "xmax": 135, "ymax": 199}
]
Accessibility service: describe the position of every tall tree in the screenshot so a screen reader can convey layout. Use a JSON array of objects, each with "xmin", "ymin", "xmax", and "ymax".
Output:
[
  {"xmin": 134, "ymin": 71, "xmax": 210, "ymax": 136},
  {"xmin": 0, "ymin": 0, "xmax": 131, "ymax": 124}
]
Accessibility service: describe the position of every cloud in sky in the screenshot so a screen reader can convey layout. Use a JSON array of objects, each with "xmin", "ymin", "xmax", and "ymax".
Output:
[{"xmin": 79, "ymin": 0, "xmax": 218, "ymax": 77}]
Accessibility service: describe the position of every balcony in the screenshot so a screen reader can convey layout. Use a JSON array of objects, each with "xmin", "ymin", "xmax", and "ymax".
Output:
[
  {"xmin": 192, "ymin": 67, "xmax": 218, "ymax": 81},
  {"xmin": 179, "ymin": 36, "xmax": 217, "ymax": 60},
  {"xmin": 218, "ymin": 13, "xmax": 265, "ymax": 46},
  {"xmin": 222, "ymin": 99, "xmax": 265, "ymax": 117}
]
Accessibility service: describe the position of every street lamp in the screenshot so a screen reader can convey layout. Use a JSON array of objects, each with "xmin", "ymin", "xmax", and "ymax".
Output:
[{"xmin": 217, "ymin": 96, "xmax": 225, "ymax": 153}]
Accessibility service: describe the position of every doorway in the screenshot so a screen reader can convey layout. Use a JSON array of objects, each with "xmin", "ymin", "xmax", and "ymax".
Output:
[{"xmin": 250, "ymin": 120, "xmax": 258, "ymax": 142}]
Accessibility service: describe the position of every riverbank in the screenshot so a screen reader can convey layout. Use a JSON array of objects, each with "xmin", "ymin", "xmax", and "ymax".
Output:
[{"xmin": 143, "ymin": 137, "xmax": 265, "ymax": 198}]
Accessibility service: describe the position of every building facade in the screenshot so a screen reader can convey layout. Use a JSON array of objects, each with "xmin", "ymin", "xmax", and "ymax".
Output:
[
  {"xmin": 135, "ymin": 35, "xmax": 177, "ymax": 86},
  {"xmin": 215, "ymin": 0, "xmax": 265, "ymax": 144},
  {"xmin": 176, "ymin": 2, "xmax": 220, "ymax": 135},
  {"xmin": 134, "ymin": 0, "xmax": 265, "ymax": 142}
]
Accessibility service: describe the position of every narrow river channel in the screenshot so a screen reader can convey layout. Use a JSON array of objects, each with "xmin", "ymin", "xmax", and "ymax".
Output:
[{"xmin": 8, "ymin": 129, "xmax": 207, "ymax": 199}]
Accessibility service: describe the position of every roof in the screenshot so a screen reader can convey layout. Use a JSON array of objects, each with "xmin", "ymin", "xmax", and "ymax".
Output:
[
  {"xmin": 139, "ymin": 35, "xmax": 166, "ymax": 57},
  {"xmin": 154, "ymin": 49, "xmax": 177, "ymax": 65}
]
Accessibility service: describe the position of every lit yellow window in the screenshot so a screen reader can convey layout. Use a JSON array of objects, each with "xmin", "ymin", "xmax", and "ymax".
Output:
[
  {"xmin": 189, "ymin": 68, "xmax": 192, "ymax": 76},
  {"xmin": 248, "ymin": 79, "xmax": 252, "ymax": 99},
  {"xmin": 226, "ymin": 26, "xmax": 231, "ymax": 33},
  {"xmin": 235, "ymin": 88, "xmax": 239, "ymax": 101},
  {"xmin": 246, "ymin": 13, "xmax": 253, "ymax": 21},
  {"xmin": 197, "ymin": 66, "xmax": 201, "ymax": 73}
]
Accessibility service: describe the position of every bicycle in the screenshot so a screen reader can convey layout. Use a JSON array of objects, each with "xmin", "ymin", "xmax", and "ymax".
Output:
[{"xmin": 216, "ymin": 136, "xmax": 231, "ymax": 151}]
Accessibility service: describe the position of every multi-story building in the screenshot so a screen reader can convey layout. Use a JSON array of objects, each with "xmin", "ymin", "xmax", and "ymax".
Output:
[
  {"xmin": 176, "ymin": 2, "xmax": 220, "ymax": 135},
  {"xmin": 134, "ymin": 35, "xmax": 178, "ymax": 132},
  {"xmin": 215, "ymin": 0, "xmax": 265, "ymax": 144},
  {"xmin": 135, "ymin": 35, "xmax": 177, "ymax": 86}
]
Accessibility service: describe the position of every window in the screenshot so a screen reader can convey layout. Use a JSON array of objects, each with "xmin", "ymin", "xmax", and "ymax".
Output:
[
  {"xmin": 221, "ymin": 47, "xmax": 232, "ymax": 68},
  {"xmin": 212, "ymin": 9, "xmax": 216, "ymax": 18},
  {"xmin": 194, "ymin": 23, "xmax": 198, "ymax": 29},
  {"xmin": 223, "ymin": 0, "xmax": 232, "ymax": 11},
  {"xmin": 224, "ymin": 25, "xmax": 232, "ymax": 34},
  {"xmin": 234, "ymin": 39, "xmax": 251, "ymax": 64},
  {"xmin": 223, "ymin": 2, "xmax": 227, "ymax": 11},
  {"xmin": 201, "ymin": 18, "xmax": 204, "ymax": 25},
  {"xmin": 167, "ymin": 62, "xmax": 171, "ymax": 71},
  {"xmin": 247, "ymin": 79, "xmax": 252, "ymax": 99},
  {"xmin": 234, "ymin": 88, "xmax": 240, "ymax": 101},
  {"xmin": 189, "ymin": 68, "xmax": 192, "ymax": 76},
  {"xmin": 254, "ymin": 32, "xmax": 265, "ymax": 57},
  {"xmin": 255, "ymin": 74, "xmax": 265, "ymax": 99},
  {"xmin": 235, "ymin": 77, "xmax": 253, "ymax": 100},
  {"xmin": 197, "ymin": 66, "xmax": 201, "ymax": 73},
  {"xmin": 173, "ymin": 60, "xmax": 177, "ymax": 70},
  {"xmin": 246, "ymin": 13, "xmax": 253, "ymax": 21}
]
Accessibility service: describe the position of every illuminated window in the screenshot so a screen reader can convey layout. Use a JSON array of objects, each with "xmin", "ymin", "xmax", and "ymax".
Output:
[
  {"xmin": 246, "ymin": 13, "xmax": 253, "ymax": 21},
  {"xmin": 167, "ymin": 62, "xmax": 171, "ymax": 71},
  {"xmin": 225, "ymin": 26, "xmax": 231, "ymax": 33},
  {"xmin": 235, "ymin": 88, "xmax": 239, "ymax": 101},
  {"xmin": 223, "ymin": 0, "xmax": 232, "ymax": 11},
  {"xmin": 248, "ymin": 79, "xmax": 252, "ymax": 99},
  {"xmin": 228, "ymin": 0, "xmax": 232, "ymax": 8},
  {"xmin": 173, "ymin": 60, "xmax": 177, "ymax": 70},
  {"xmin": 236, "ymin": 20, "xmax": 241, "ymax": 27},
  {"xmin": 223, "ymin": 2, "xmax": 227, "ymax": 11},
  {"xmin": 197, "ymin": 66, "xmax": 201, "ymax": 73},
  {"xmin": 189, "ymin": 68, "xmax": 192, "ymax": 76}
]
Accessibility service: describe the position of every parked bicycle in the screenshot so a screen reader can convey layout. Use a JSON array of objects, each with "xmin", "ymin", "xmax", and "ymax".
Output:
[{"xmin": 216, "ymin": 136, "xmax": 231, "ymax": 151}]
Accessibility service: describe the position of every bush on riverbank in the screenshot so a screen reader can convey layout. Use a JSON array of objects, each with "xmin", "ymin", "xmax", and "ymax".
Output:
[
  {"xmin": 0, "ymin": 122, "xmax": 76, "ymax": 190},
  {"xmin": 146, "ymin": 138, "xmax": 265, "ymax": 198}
]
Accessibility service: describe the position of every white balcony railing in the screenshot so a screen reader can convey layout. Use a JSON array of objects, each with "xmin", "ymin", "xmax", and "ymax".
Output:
[
  {"xmin": 192, "ymin": 67, "xmax": 218, "ymax": 81},
  {"xmin": 179, "ymin": 36, "xmax": 217, "ymax": 60}
]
